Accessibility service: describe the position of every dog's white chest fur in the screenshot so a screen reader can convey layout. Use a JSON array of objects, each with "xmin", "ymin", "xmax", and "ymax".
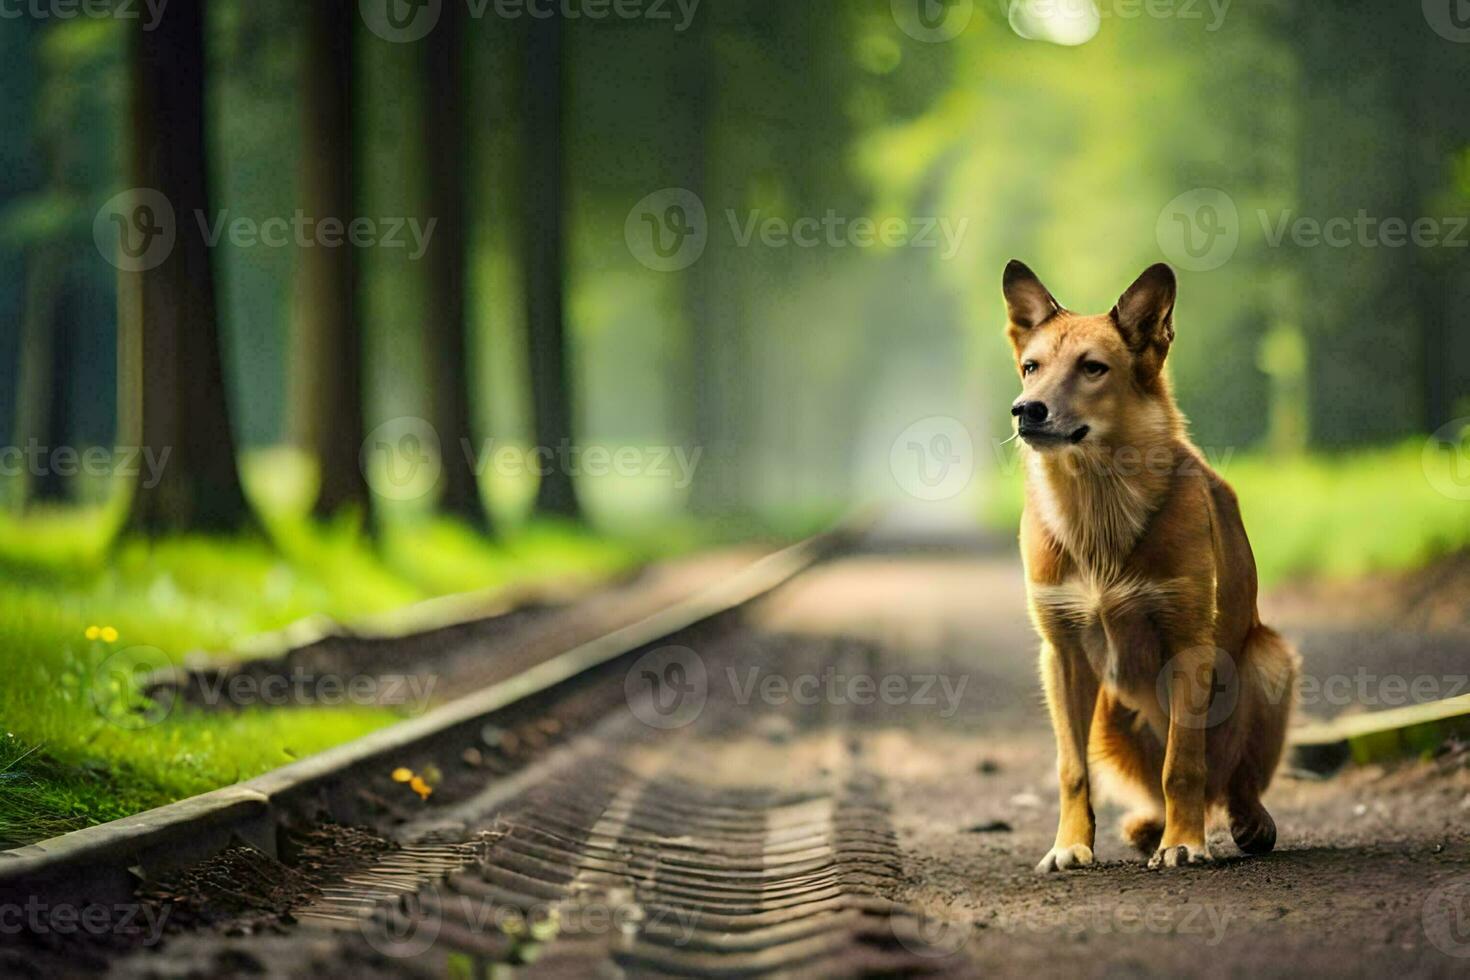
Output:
[
  {"xmin": 1031, "ymin": 574, "xmax": 1186, "ymax": 694},
  {"xmin": 1026, "ymin": 452, "xmax": 1153, "ymax": 573}
]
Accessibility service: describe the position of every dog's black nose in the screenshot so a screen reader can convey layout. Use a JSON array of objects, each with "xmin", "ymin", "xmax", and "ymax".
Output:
[{"xmin": 1012, "ymin": 401, "xmax": 1049, "ymax": 425}]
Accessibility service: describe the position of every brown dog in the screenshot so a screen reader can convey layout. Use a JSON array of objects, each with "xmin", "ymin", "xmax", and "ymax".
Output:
[{"xmin": 1003, "ymin": 260, "xmax": 1298, "ymax": 872}]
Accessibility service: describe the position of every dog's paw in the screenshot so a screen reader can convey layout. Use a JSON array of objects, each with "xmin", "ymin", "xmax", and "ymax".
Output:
[
  {"xmin": 1035, "ymin": 843, "xmax": 1095, "ymax": 873},
  {"xmin": 1229, "ymin": 805, "xmax": 1277, "ymax": 856},
  {"xmin": 1120, "ymin": 812, "xmax": 1165, "ymax": 856},
  {"xmin": 1147, "ymin": 842, "xmax": 1213, "ymax": 869}
]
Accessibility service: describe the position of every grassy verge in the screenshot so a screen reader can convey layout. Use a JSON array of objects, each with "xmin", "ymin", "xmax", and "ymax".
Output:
[
  {"xmin": 0, "ymin": 455, "xmax": 782, "ymax": 848},
  {"xmin": 982, "ymin": 442, "xmax": 1470, "ymax": 586}
]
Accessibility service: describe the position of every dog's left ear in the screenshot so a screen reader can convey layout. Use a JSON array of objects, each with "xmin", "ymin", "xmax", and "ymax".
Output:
[{"xmin": 1111, "ymin": 263, "xmax": 1177, "ymax": 381}]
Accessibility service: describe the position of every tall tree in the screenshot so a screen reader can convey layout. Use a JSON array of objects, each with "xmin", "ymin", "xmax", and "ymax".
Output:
[
  {"xmin": 521, "ymin": 12, "xmax": 580, "ymax": 520},
  {"xmin": 120, "ymin": 0, "xmax": 252, "ymax": 532},
  {"xmin": 421, "ymin": 0, "xmax": 489, "ymax": 530},
  {"xmin": 1291, "ymin": 0, "xmax": 1424, "ymax": 447},
  {"xmin": 290, "ymin": 0, "xmax": 369, "ymax": 518},
  {"xmin": 679, "ymin": 9, "xmax": 735, "ymax": 516},
  {"xmin": 10, "ymin": 20, "xmax": 116, "ymax": 507},
  {"xmin": 1406, "ymin": 18, "xmax": 1470, "ymax": 431},
  {"xmin": 15, "ymin": 245, "xmax": 70, "ymax": 502},
  {"xmin": 1, "ymin": 18, "xmax": 42, "ymax": 504}
]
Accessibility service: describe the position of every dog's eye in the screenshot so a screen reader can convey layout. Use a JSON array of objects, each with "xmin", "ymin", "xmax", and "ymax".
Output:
[
  {"xmin": 1082, "ymin": 361, "xmax": 1109, "ymax": 378},
  {"xmin": 1022, "ymin": 361, "xmax": 1039, "ymax": 377}
]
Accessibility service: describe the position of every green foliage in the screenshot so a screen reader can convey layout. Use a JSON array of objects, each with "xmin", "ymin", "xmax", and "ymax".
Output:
[
  {"xmin": 1229, "ymin": 446, "xmax": 1470, "ymax": 584},
  {"xmin": 0, "ymin": 481, "xmax": 728, "ymax": 847},
  {"xmin": 984, "ymin": 443, "xmax": 1470, "ymax": 587}
]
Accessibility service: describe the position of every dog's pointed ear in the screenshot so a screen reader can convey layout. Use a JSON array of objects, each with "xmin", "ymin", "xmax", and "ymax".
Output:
[
  {"xmin": 1003, "ymin": 260, "xmax": 1062, "ymax": 333},
  {"xmin": 1112, "ymin": 263, "xmax": 1177, "ymax": 380}
]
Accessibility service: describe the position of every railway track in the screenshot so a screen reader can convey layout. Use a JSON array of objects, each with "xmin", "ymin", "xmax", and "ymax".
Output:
[
  {"xmin": 8, "ymin": 537, "xmax": 1469, "ymax": 978},
  {"xmin": 1, "ymin": 530, "xmax": 973, "ymax": 978},
  {"xmin": 292, "ymin": 634, "xmax": 957, "ymax": 977}
]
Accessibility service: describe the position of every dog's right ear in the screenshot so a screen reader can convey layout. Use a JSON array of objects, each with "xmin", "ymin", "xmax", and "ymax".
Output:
[{"xmin": 1003, "ymin": 260, "xmax": 1062, "ymax": 337}]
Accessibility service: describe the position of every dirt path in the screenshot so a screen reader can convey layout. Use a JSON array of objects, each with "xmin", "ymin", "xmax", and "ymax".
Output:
[
  {"xmin": 8, "ymin": 546, "xmax": 1469, "ymax": 978},
  {"xmin": 757, "ymin": 551, "xmax": 1470, "ymax": 978}
]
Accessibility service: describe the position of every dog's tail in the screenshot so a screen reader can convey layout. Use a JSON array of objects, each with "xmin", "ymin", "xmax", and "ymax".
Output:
[{"xmin": 1233, "ymin": 623, "xmax": 1300, "ymax": 796}]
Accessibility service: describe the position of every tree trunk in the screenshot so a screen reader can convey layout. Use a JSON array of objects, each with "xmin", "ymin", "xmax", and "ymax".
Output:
[
  {"xmin": 1408, "ymin": 20, "xmax": 1463, "ymax": 432},
  {"xmin": 680, "ymin": 12, "xmax": 741, "ymax": 516},
  {"xmin": 1292, "ymin": 0, "xmax": 1422, "ymax": 448},
  {"xmin": 521, "ymin": 12, "xmax": 581, "ymax": 521},
  {"xmin": 291, "ymin": 0, "xmax": 369, "ymax": 519},
  {"xmin": 16, "ymin": 246, "xmax": 69, "ymax": 503},
  {"xmin": 121, "ymin": 0, "xmax": 253, "ymax": 533},
  {"xmin": 422, "ymin": 0, "xmax": 489, "ymax": 530},
  {"xmin": 3, "ymin": 18, "xmax": 43, "ymax": 505}
]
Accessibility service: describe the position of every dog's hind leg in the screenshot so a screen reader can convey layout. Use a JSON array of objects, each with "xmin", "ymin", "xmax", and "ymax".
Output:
[
  {"xmin": 1225, "ymin": 625, "xmax": 1298, "ymax": 856},
  {"xmin": 1090, "ymin": 690, "xmax": 1167, "ymax": 855}
]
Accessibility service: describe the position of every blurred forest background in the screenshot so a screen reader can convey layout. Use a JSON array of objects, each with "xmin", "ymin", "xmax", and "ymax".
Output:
[
  {"xmin": 0, "ymin": 0, "xmax": 1468, "ymax": 843},
  {"xmin": 3, "ymin": 0, "xmax": 1470, "ymax": 527}
]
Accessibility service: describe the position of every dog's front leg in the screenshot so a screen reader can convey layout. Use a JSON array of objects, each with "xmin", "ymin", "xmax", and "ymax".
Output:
[
  {"xmin": 1036, "ymin": 640, "xmax": 1100, "ymax": 873},
  {"xmin": 1151, "ymin": 643, "xmax": 1215, "ymax": 868}
]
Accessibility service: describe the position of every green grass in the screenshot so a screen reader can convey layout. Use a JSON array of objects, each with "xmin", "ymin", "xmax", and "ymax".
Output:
[
  {"xmin": 983, "ymin": 441, "xmax": 1470, "ymax": 586},
  {"xmin": 0, "ymin": 452, "xmax": 772, "ymax": 849}
]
